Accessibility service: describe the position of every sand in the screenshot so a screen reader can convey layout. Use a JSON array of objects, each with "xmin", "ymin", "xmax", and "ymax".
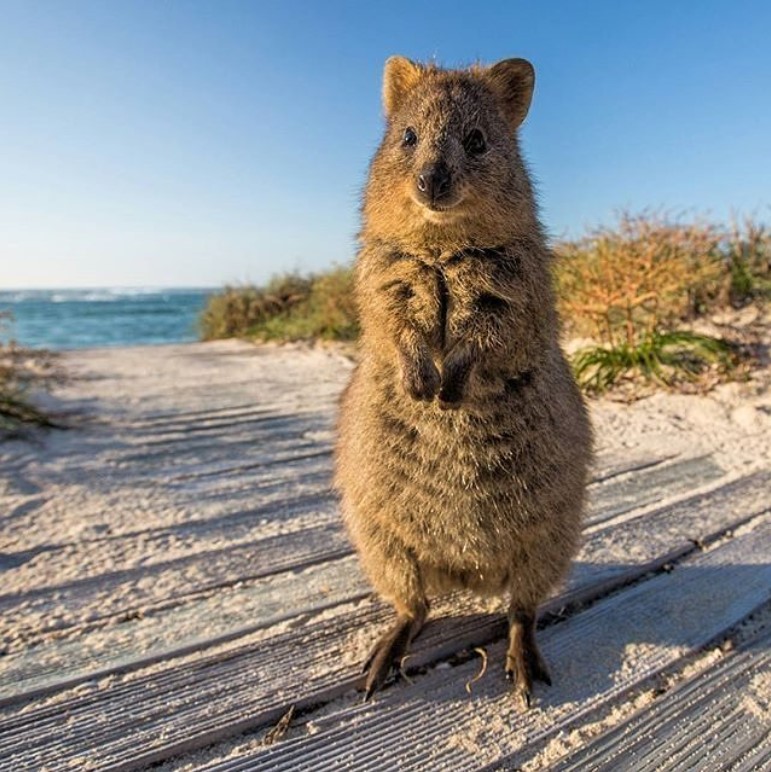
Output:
[
  {"xmin": 2, "ymin": 340, "xmax": 767, "ymax": 595},
  {"xmin": 0, "ymin": 311, "xmax": 769, "ymax": 768}
]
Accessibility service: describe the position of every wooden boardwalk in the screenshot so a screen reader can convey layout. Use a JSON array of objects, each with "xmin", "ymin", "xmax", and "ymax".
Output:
[{"xmin": 0, "ymin": 342, "xmax": 769, "ymax": 770}]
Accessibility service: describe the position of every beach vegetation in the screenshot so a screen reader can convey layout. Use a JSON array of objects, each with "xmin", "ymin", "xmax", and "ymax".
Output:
[
  {"xmin": 200, "ymin": 266, "xmax": 358, "ymax": 342},
  {"xmin": 0, "ymin": 312, "xmax": 62, "ymax": 433},
  {"xmin": 555, "ymin": 211, "xmax": 767, "ymax": 392},
  {"xmin": 201, "ymin": 211, "xmax": 768, "ymax": 395}
]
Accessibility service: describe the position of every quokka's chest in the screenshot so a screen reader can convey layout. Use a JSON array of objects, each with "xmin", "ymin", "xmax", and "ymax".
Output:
[{"xmin": 392, "ymin": 253, "xmax": 516, "ymax": 346}]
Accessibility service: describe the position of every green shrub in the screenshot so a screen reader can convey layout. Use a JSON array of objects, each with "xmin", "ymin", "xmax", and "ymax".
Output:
[
  {"xmin": 724, "ymin": 217, "xmax": 771, "ymax": 306},
  {"xmin": 200, "ymin": 267, "xmax": 358, "ymax": 343},
  {"xmin": 572, "ymin": 331, "xmax": 735, "ymax": 394},
  {"xmin": 199, "ymin": 274, "xmax": 314, "ymax": 340}
]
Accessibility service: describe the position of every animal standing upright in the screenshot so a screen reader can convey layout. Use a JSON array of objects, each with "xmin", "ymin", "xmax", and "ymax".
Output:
[{"xmin": 335, "ymin": 56, "xmax": 592, "ymax": 707}]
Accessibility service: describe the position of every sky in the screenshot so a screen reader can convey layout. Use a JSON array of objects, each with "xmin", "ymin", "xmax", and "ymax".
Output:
[{"xmin": 1, "ymin": 0, "xmax": 770, "ymax": 289}]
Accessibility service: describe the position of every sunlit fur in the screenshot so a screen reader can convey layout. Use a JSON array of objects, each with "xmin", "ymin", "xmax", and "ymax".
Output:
[
  {"xmin": 364, "ymin": 58, "xmax": 539, "ymax": 254},
  {"xmin": 335, "ymin": 57, "xmax": 593, "ymax": 699}
]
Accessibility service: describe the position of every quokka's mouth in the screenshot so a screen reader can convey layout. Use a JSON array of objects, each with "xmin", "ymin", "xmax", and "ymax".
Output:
[{"xmin": 414, "ymin": 197, "xmax": 466, "ymax": 221}]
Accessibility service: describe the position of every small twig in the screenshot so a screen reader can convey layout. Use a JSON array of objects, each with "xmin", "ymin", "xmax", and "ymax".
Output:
[
  {"xmin": 399, "ymin": 654, "xmax": 415, "ymax": 685},
  {"xmin": 262, "ymin": 705, "xmax": 295, "ymax": 746},
  {"xmin": 465, "ymin": 647, "xmax": 488, "ymax": 694}
]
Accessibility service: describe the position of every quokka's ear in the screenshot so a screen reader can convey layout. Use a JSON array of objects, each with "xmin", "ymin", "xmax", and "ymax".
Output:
[
  {"xmin": 383, "ymin": 56, "xmax": 423, "ymax": 118},
  {"xmin": 485, "ymin": 58, "xmax": 535, "ymax": 129}
]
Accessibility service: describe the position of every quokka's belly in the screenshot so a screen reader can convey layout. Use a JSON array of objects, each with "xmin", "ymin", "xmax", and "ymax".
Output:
[
  {"xmin": 360, "ymin": 405, "xmax": 572, "ymax": 540},
  {"xmin": 336, "ymin": 357, "xmax": 589, "ymax": 586}
]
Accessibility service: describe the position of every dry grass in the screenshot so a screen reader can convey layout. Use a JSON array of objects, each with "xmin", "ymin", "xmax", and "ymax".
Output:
[
  {"xmin": 555, "ymin": 212, "xmax": 768, "ymax": 393},
  {"xmin": 200, "ymin": 267, "xmax": 358, "ymax": 342},
  {"xmin": 0, "ymin": 312, "xmax": 63, "ymax": 433},
  {"xmin": 200, "ymin": 212, "xmax": 769, "ymax": 395}
]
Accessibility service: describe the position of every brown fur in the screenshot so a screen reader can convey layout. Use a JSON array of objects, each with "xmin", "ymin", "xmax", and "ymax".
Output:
[{"xmin": 335, "ymin": 56, "xmax": 593, "ymax": 705}]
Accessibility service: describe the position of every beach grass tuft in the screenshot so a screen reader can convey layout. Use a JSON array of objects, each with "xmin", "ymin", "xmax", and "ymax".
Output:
[
  {"xmin": 0, "ymin": 311, "xmax": 62, "ymax": 433},
  {"xmin": 572, "ymin": 330, "xmax": 737, "ymax": 393}
]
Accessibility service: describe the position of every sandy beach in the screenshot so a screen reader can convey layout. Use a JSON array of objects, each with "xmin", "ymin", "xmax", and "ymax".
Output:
[{"xmin": 1, "ymin": 336, "xmax": 769, "ymax": 769}]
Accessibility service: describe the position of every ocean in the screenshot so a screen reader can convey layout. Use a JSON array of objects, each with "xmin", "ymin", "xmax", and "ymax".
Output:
[{"xmin": 0, "ymin": 288, "xmax": 213, "ymax": 350}]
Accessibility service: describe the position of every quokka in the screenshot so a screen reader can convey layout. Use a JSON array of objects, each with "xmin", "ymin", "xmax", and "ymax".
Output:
[{"xmin": 335, "ymin": 56, "xmax": 592, "ymax": 707}]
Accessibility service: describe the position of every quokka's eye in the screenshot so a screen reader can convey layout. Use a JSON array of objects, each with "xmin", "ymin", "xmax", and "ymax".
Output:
[
  {"xmin": 464, "ymin": 128, "xmax": 487, "ymax": 155},
  {"xmin": 402, "ymin": 127, "xmax": 418, "ymax": 147}
]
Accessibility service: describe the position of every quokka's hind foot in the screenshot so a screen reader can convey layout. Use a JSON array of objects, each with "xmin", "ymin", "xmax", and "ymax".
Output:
[
  {"xmin": 362, "ymin": 608, "xmax": 426, "ymax": 701},
  {"xmin": 506, "ymin": 608, "xmax": 552, "ymax": 710}
]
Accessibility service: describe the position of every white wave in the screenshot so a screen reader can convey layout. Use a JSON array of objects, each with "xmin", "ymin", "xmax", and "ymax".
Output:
[{"xmin": 0, "ymin": 287, "xmax": 204, "ymax": 303}]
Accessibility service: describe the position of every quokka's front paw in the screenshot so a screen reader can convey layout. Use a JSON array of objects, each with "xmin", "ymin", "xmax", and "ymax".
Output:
[
  {"xmin": 437, "ymin": 377, "xmax": 465, "ymax": 409},
  {"xmin": 437, "ymin": 364, "xmax": 471, "ymax": 409},
  {"xmin": 437, "ymin": 347, "xmax": 474, "ymax": 409},
  {"xmin": 402, "ymin": 358, "xmax": 441, "ymax": 402}
]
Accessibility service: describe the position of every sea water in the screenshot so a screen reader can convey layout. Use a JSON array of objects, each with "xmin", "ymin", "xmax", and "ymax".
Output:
[{"xmin": 0, "ymin": 288, "xmax": 213, "ymax": 350}]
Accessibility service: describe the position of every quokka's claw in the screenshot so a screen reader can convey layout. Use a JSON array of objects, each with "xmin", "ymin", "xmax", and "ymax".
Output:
[
  {"xmin": 505, "ymin": 629, "xmax": 552, "ymax": 710},
  {"xmin": 437, "ymin": 393, "xmax": 463, "ymax": 410},
  {"xmin": 361, "ymin": 618, "xmax": 414, "ymax": 700}
]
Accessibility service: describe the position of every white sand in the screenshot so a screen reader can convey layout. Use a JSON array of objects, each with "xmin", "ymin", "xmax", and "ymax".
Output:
[
  {"xmin": 0, "ymin": 314, "xmax": 768, "ymax": 768},
  {"xmin": 5, "ymin": 312, "xmax": 769, "ymax": 564}
]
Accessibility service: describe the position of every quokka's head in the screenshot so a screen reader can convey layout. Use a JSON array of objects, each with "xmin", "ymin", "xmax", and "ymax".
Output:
[{"xmin": 364, "ymin": 57, "xmax": 537, "ymax": 245}]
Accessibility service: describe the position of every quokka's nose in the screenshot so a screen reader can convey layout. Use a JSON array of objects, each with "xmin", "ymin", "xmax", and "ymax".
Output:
[{"xmin": 416, "ymin": 162, "xmax": 452, "ymax": 203}]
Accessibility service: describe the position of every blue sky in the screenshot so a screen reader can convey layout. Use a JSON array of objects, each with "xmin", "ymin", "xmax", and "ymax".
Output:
[{"xmin": 1, "ymin": 0, "xmax": 769, "ymax": 288}]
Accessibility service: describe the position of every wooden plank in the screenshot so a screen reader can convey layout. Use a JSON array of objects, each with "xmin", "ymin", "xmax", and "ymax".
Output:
[
  {"xmin": 114, "ymin": 403, "xmax": 332, "ymax": 433},
  {"xmin": 1, "ymin": 451, "xmax": 335, "ymax": 552},
  {"xmin": 119, "ymin": 415, "xmax": 333, "ymax": 455},
  {"xmin": 109, "ymin": 402, "xmax": 281, "ymax": 426},
  {"xmin": 0, "ymin": 452, "xmax": 710, "ymax": 598},
  {"xmin": 0, "ymin": 555, "xmax": 370, "ymax": 704},
  {"xmin": 5, "ymin": 446, "xmax": 656, "ymax": 558},
  {"xmin": 0, "ymin": 476, "xmax": 767, "ymax": 770},
  {"xmin": 1, "ymin": 466, "xmax": 761, "ymax": 708},
  {"xmin": 0, "ymin": 456, "xmax": 723, "ymax": 647},
  {"xmin": 164, "ymin": 447, "xmax": 332, "ymax": 484},
  {"xmin": 551, "ymin": 625, "xmax": 771, "ymax": 771},
  {"xmin": 2, "ymin": 461, "xmax": 334, "ymax": 556},
  {"xmin": 115, "ymin": 430, "xmax": 330, "ymax": 468},
  {"xmin": 80, "ymin": 433, "xmax": 335, "ymax": 483},
  {"xmin": 0, "ymin": 517, "xmax": 345, "ymax": 640},
  {"xmin": 198, "ymin": 513, "xmax": 771, "ymax": 772},
  {"xmin": 589, "ymin": 449, "xmax": 676, "ymax": 483},
  {"xmin": 583, "ymin": 454, "xmax": 724, "ymax": 526}
]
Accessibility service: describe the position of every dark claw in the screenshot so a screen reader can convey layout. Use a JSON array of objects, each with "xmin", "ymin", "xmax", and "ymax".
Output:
[
  {"xmin": 361, "ymin": 619, "xmax": 413, "ymax": 699},
  {"xmin": 402, "ymin": 358, "xmax": 441, "ymax": 402},
  {"xmin": 505, "ymin": 631, "xmax": 552, "ymax": 710},
  {"xmin": 438, "ymin": 353, "xmax": 472, "ymax": 407},
  {"xmin": 437, "ymin": 382, "xmax": 464, "ymax": 408},
  {"xmin": 361, "ymin": 641, "xmax": 379, "ymax": 675},
  {"xmin": 506, "ymin": 666, "xmax": 533, "ymax": 710}
]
